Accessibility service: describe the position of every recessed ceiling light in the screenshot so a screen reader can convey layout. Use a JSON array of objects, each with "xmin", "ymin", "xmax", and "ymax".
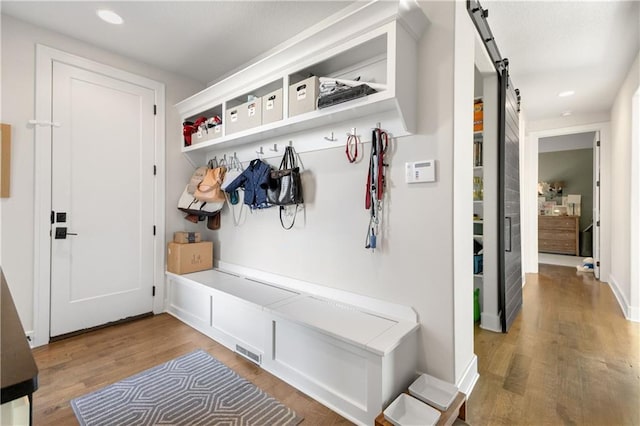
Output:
[
  {"xmin": 97, "ymin": 9, "xmax": 124, "ymax": 25},
  {"xmin": 558, "ymin": 90, "xmax": 575, "ymax": 98},
  {"xmin": 561, "ymin": 111, "xmax": 572, "ymax": 117}
]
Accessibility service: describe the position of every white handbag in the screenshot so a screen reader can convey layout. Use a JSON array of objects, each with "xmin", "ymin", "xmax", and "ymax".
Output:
[{"xmin": 178, "ymin": 184, "xmax": 223, "ymax": 215}]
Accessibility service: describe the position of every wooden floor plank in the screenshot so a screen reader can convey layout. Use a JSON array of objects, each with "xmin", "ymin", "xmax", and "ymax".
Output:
[{"xmin": 469, "ymin": 264, "xmax": 640, "ymax": 425}]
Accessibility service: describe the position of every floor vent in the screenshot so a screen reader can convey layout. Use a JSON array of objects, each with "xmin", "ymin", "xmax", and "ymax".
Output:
[{"xmin": 235, "ymin": 344, "xmax": 261, "ymax": 365}]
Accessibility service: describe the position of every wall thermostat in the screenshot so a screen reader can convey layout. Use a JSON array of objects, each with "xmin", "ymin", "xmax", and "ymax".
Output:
[{"xmin": 405, "ymin": 160, "xmax": 436, "ymax": 183}]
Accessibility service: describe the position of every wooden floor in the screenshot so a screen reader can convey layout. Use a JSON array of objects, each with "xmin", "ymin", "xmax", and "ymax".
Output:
[
  {"xmin": 468, "ymin": 264, "xmax": 640, "ymax": 425},
  {"xmin": 31, "ymin": 264, "xmax": 640, "ymax": 425},
  {"xmin": 32, "ymin": 314, "xmax": 350, "ymax": 425}
]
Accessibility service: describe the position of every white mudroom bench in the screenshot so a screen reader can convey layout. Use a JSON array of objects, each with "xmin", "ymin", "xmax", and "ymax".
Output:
[{"xmin": 165, "ymin": 268, "xmax": 419, "ymax": 425}]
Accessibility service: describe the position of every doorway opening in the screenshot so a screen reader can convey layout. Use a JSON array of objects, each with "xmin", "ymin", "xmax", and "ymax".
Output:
[
  {"xmin": 537, "ymin": 131, "xmax": 596, "ymax": 269},
  {"xmin": 525, "ymin": 123, "xmax": 607, "ymax": 281}
]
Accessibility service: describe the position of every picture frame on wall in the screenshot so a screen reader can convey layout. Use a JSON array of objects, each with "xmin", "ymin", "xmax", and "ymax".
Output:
[{"xmin": 0, "ymin": 123, "xmax": 11, "ymax": 198}]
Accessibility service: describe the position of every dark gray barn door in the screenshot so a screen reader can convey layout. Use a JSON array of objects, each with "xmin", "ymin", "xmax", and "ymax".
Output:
[{"xmin": 498, "ymin": 67, "xmax": 522, "ymax": 332}]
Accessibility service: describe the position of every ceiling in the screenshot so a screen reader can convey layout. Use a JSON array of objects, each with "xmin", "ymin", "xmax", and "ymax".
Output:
[
  {"xmin": 0, "ymin": 1, "xmax": 353, "ymax": 85},
  {"xmin": 2, "ymin": 1, "xmax": 638, "ymax": 124},
  {"xmin": 483, "ymin": 0, "xmax": 639, "ymax": 122}
]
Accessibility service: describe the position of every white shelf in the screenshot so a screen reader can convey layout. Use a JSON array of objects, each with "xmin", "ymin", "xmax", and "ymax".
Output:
[
  {"xmin": 175, "ymin": 1, "xmax": 430, "ymax": 165},
  {"xmin": 473, "ymin": 274, "xmax": 483, "ymax": 278},
  {"xmin": 473, "ymin": 219, "xmax": 483, "ymax": 223},
  {"xmin": 183, "ymin": 91, "xmax": 396, "ymax": 158},
  {"xmin": 473, "ymin": 234, "xmax": 483, "ymax": 238}
]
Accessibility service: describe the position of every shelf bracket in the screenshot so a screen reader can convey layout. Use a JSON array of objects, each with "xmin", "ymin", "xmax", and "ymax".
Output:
[{"xmin": 28, "ymin": 119, "xmax": 61, "ymax": 128}]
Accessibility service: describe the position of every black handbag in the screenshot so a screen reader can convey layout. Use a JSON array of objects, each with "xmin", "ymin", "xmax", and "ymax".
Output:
[{"xmin": 266, "ymin": 146, "xmax": 303, "ymax": 206}]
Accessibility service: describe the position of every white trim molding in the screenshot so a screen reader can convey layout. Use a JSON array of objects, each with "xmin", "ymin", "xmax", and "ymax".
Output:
[
  {"xmin": 456, "ymin": 354, "xmax": 479, "ymax": 397},
  {"xmin": 608, "ymin": 274, "xmax": 639, "ymax": 322},
  {"xmin": 480, "ymin": 312, "xmax": 502, "ymax": 333},
  {"xmin": 32, "ymin": 45, "xmax": 166, "ymax": 347}
]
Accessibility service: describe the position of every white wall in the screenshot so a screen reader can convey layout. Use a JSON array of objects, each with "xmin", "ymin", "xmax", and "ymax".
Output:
[
  {"xmin": 452, "ymin": 0, "xmax": 476, "ymax": 386},
  {"xmin": 192, "ymin": 1, "xmax": 475, "ymax": 384},
  {"xmin": 0, "ymin": 3, "xmax": 480, "ymax": 387},
  {"xmin": 0, "ymin": 15, "xmax": 203, "ymax": 332},
  {"xmin": 609, "ymin": 50, "xmax": 640, "ymax": 319},
  {"xmin": 527, "ymin": 111, "xmax": 611, "ymax": 133}
]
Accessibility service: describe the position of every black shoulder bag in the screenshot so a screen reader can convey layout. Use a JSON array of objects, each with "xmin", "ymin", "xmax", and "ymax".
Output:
[{"xmin": 266, "ymin": 146, "xmax": 304, "ymax": 229}]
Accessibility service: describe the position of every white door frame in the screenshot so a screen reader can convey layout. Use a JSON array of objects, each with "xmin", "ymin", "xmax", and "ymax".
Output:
[
  {"xmin": 524, "ymin": 122, "xmax": 610, "ymax": 281},
  {"xmin": 33, "ymin": 45, "xmax": 166, "ymax": 347}
]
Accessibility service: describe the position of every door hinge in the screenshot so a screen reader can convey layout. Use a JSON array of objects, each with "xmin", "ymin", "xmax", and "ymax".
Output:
[
  {"xmin": 153, "ymin": 105, "xmax": 157, "ymax": 115},
  {"xmin": 51, "ymin": 211, "xmax": 55, "ymax": 224},
  {"xmin": 596, "ymin": 181, "xmax": 600, "ymax": 187},
  {"xmin": 596, "ymin": 261, "xmax": 600, "ymax": 267},
  {"xmin": 597, "ymin": 221, "xmax": 600, "ymax": 227},
  {"xmin": 153, "ymin": 165, "xmax": 157, "ymax": 175},
  {"xmin": 153, "ymin": 225, "xmax": 156, "ymax": 236},
  {"xmin": 152, "ymin": 286, "xmax": 156, "ymax": 297},
  {"xmin": 596, "ymin": 140, "xmax": 600, "ymax": 147}
]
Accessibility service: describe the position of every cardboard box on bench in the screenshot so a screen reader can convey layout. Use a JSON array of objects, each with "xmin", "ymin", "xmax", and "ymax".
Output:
[
  {"xmin": 174, "ymin": 231, "xmax": 201, "ymax": 244},
  {"xmin": 167, "ymin": 241, "xmax": 213, "ymax": 274}
]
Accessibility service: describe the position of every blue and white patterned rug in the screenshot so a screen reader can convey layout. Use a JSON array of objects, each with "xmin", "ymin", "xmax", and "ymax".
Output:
[{"xmin": 71, "ymin": 350, "xmax": 303, "ymax": 426}]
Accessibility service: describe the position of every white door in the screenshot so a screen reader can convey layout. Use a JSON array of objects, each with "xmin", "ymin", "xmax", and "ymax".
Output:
[
  {"xmin": 593, "ymin": 131, "xmax": 601, "ymax": 279},
  {"xmin": 50, "ymin": 61, "xmax": 156, "ymax": 337}
]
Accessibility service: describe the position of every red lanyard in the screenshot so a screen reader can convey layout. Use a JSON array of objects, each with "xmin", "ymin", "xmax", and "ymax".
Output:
[
  {"xmin": 346, "ymin": 133, "xmax": 360, "ymax": 163},
  {"xmin": 365, "ymin": 128, "xmax": 389, "ymax": 210}
]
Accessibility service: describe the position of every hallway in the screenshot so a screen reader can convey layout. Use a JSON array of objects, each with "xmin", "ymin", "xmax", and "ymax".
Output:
[{"xmin": 468, "ymin": 264, "xmax": 640, "ymax": 425}]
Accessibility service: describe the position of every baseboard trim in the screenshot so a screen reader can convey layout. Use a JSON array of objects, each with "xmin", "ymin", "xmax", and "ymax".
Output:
[
  {"xmin": 456, "ymin": 355, "xmax": 479, "ymax": 397},
  {"xmin": 608, "ymin": 274, "xmax": 639, "ymax": 322},
  {"xmin": 480, "ymin": 312, "xmax": 501, "ymax": 332}
]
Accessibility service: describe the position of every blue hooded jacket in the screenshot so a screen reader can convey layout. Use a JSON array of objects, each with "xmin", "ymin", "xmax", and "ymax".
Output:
[{"xmin": 224, "ymin": 159, "xmax": 272, "ymax": 209}]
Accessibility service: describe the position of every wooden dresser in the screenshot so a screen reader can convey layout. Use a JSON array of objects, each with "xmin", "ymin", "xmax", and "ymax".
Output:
[{"xmin": 538, "ymin": 215, "xmax": 580, "ymax": 256}]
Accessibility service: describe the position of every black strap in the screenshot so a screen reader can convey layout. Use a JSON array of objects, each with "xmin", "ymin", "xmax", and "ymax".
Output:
[
  {"xmin": 279, "ymin": 205, "xmax": 298, "ymax": 230},
  {"xmin": 279, "ymin": 146, "xmax": 298, "ymax": 171}
]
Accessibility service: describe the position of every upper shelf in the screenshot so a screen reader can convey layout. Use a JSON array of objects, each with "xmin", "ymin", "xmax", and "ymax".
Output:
[{"xmin": 175, "ymin": 0, "xmax": 429, "ymax": 163}]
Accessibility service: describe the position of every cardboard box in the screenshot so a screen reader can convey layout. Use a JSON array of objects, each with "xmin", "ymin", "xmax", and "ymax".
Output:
[
  {"xmin": 173, "ymin": 231, "xmax": 201, "ymax": 244},
  {"xmin": 262, "ymin": 88, "xmax": 283, "ymax": 125},
  {"xmin": 225, "ymin": 98, "xmax": 262, "ymax": 134},
  {"xmin": 167, "ymin": 241, "xmax": 213, "ymax": 274},
  {"xmin": 289, "ymin": 76, "xmax": 319, "ymax": 117}
]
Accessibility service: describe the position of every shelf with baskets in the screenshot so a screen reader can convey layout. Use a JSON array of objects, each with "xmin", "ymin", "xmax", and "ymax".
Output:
[{"xmin": 175, "ymin": 1, "xmax": 429, "ymax": 165}]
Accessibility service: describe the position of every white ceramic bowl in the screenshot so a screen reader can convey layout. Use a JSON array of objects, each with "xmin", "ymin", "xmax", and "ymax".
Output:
[
  {"xmin": 408, "ymin": 373, "xmax": 458, "ymax": 411},
  {"xmin": 383, "ymin": 393, "xmax": 441, "ymax": 426}
]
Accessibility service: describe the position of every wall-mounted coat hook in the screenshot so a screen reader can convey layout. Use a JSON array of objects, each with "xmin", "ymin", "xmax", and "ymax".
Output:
[
  {"xmin": 289, "ymin": 140, "xmax": 293, "ymax": 147},
  {"xmin": 269, "ymin": 143, "xmax": 278, "ymax": 152},
  {"xmin": 256, "ymin": 146, "xmax": 264, "ymax": 155},
  {"xmin": 324, "ymin": 132, "xmax": 338, "ymax": 142}
]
